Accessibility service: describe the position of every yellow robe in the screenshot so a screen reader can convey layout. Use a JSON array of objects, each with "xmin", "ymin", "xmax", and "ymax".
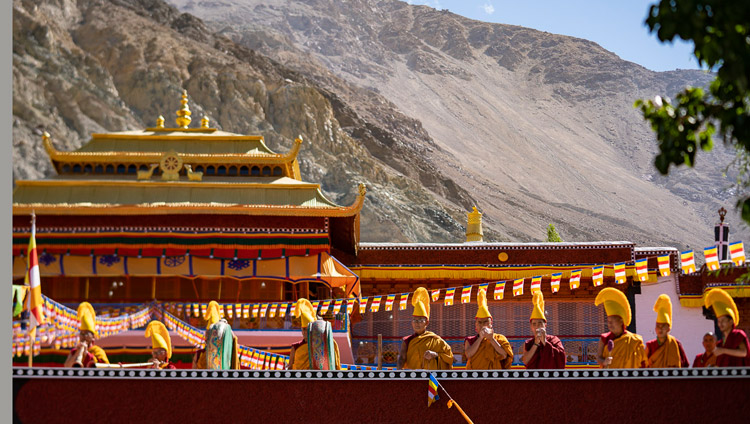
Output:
[
  {"xmin": 404, "ymin": 331, "xmax": 454, "ymax": 370},
  {"xmin": 466, "ymin": 334, "xmax": 513, "ymax": 370},
  {"xmin": 647, "ymin": 335, "xmax": 683, "ymax": 368},
  {"xmin": 604, "ymin": 332, "xmax": 645, "ymax": 369},
  {"xmin": 88, "ymin": 345, "xmax": 109, "ymax": 364},
  {"xmin": 292, "ymin": 340, "xmax": 341, "ymax": 370}
]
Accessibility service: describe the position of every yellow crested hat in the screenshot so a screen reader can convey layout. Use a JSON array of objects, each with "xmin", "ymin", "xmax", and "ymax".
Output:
[
  {"xmin": 203, "ymin": 300, "xmax": 221, "ymax": 329},
  {"xmin": 412, "ymin": 287, "xmax": 430, "ymax": 319},
  {"xmin": 145, "ymin": 320, "xmax": 172, "ymax": 359},
  {"xmin": 530, "ymin": 291, "xmax": 546, "ymax": 321},
  {"xmin": 653, "ymin": 294, "xmax": 672, "ymax": 326},
  {"xmin": 594, "ymin": 288, "xmax": 631, "ymax": 326},
  {"xmin": 77, "ymin": 302, "xmax": 98, "ymax": 338},
  {"xmin": 705, "ymin": 288, "xmax": 739, "ymax": 325},
  {"xmin": 294, "ymin": 298, "xmax": 316, "ymax": 328},
  {"xmin": 475, "ymin": 288, "xmax": 491, "ymax": 319}
]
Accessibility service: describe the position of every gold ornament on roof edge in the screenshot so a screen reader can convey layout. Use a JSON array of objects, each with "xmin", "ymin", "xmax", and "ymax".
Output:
[
  {"xmin": 201, "ymin": 116, "xmax": 210, "ymax": 129},
  {"xmin": 175, "ymin": 90, "xmax": 192, "ymax": 129},
  {"xmin": 156, "ymin": 115, "xmax": 165, "ymax": 128}
]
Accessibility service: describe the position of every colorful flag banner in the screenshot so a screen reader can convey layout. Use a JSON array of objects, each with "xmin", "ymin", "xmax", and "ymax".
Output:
[
  {"xmin": 25, "ymin": 215, "xmax": 45, "ymax": 328},
  {"xmin": 333, "ymin": 298, "xmax": 344, "ymax": 314},
  {"xmin": 359, "ymin": 298, "xmax": 368, "ymax": 314},
  {"xmin": 494, "ymin": 282, "xmax": 505, "ymax": 300},
  {"xmin": 235, "ymin": 304, "xmax": 242, "ymax": 319},
  {"xmin": 258, "ymin": 303, "xmax": 268, "ymax": 318},
  {"xmin": 513, "ymin": 278, "xmax": 524, "ymax": 297},
  {"xmin": 312, "ymin": 301, "xmax": 320, "ymax": 314},
  {"xmin": 569, "ymin": 270, "xmax": 582, "ymax": 290},
  {"xmin": 399, "ymin": 293, "xmax": 410, "ymax": 311},
  {"xmin": 592, "ymin": 266, "xmax": 604, "ymax": 286},
  {"xmin": 550, "ymin": 273, "xmax": 562, "ymax": 293},
  {"xmin": 320, "ymin": 300, "xmax": 331, "ymax": 315},
  {"xmin": 729, "ymin": 241, "xmax": 745, "ymax": 266},
  {"xmin": 278, "ymin": 303, "xmax": 288, "ymax": 318},
  {"xmin": 194, "ymin": 303, "xmax": 200, "ymax": 317},
  {"xmin": 657, "ymin": 255, "xmax": 671, "ymax": 277},
  {"xmin": 385, "ymin": 294, "xmax": 396, "ymax": 311},
  {"xmin": 635, "ymin": 259, "xmax": 649, "ymax": 282},
  {"xmin": 704, "ymin": 246, "xmax": 719, "ymax": 270},
  {"xmin": 444, "ymin": 288, "xmax": 456, "ymax": 306},
  {"xmin": 461, "ymin": 286, "xmax": 472, "ymax": 304},
  {"xmin": 614, "ymin": 262, "xmax": 626, "ymax": 284},
  {"xmin": 479, "ymin": 283, "xmax": 489, "ymax": 294},
  {"xmin": 200, "ymin": 303, "xmax": 207, "ymax": 317},
  {"xmin": 346, "ymin": 299, "xmax": 355, "ymax": 315},
  {"xmin": 243, "ymin": 304, "xmax": 250, "ymax": 318},
  {"xmin": 431, "ymin": 289, "xmax": 441, "ymax": 302},
  {"xmin": 227, "ymin": 304, "xmax": 233, "ymax": 319},
  {"xmin": 530, "ymin": 276, "xmax": 542, "ymax": 294},
  {"xmin": 370, "ymin": 296, "xmax": 382, "ymax": 313},
  {"xmin": 252, "ymin": 304, "xmax": 260, "ymax": 318},
  {"xmin": 681, "ymin": 250, "xmax": 696, "ymax": 274},
  {"xmin": 428, "ymin": 373, "xmax": 440, "ymax": 407},
  {"xmin": 268, "ymin": 303, "xmax": 278, "ymax": 318}
]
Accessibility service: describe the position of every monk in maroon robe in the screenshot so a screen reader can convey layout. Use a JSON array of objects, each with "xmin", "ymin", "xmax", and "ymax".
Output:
[
  {"xmin": 521, "ymin": 292, "xmax": 566, "ymax": 369},
  {"xmin": 692, "ymin": 332, "xmax": 717, "ymax": 368},
  {"xmin": 715, "ymin": 316, "xmax": 750, "ymax": 367}
]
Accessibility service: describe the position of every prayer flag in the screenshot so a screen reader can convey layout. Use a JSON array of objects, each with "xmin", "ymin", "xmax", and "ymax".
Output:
[
  {"xmin": 494, "ymin": 282, "xmax": 505, "ymax": 300},
  {"xmin": 200, "ymin": 303, "xmax": 207, "ymax": 317},
  {"xmin": 430, "ymin": 289, "xmax": 441, "ymax": 302},
  {"xmin": 399, "ymin": 293, "xmax": 409, "ymax": 310},
  {"xmin": 242, "ymin": 304, "xmax": 250, "ymax": 319},
  {"xmin": 444, "ymin": 288, "xmax": 456, "ymax": 306},
  {"xmin": 530, "ymin": 276, "xmax": 542, "ymax": 294},
  {"xmin": 346, "ymin": 299, "xmax": 355, "ymax": 315},
  {"xmin": 227, "ymin": 304, "xmax": 233, "ymax": 318},
  {"xmin": 312, "ymin": 301, "xmax": 320, "ymax": 313},
  {"xmin": 235, "ymin": 304, "xmax": 242, "ymax": 318},
  {"xmin": 252, "ymin": 304, "xmax": 260, "ymax": 318},
  {"xmin": 614, "ymin": 262, "xmax": 626, "ymax": 284},
  {"xmin": 194, "ymin": 303, "xmax": 200, "ymax": 317},
  {"xmin": 550, "ymin": 273, "xmax": 562, "ymax": 293},
  {"xmin": 268, "ymin": 303, "xmax": 278, "ymax": 318},
  {"xmin": 657, "ymin": 255, "xmax": 671, "ymax": 277},
  {"xmin": 25, "ymin": 216, "xmax": 45, "ymax": 328},
  {"xmin": 461, "ymin": 286, "xmax": 472, "ymax": 304},
  {"xmin": 479, "ymin": 283, "xmax": 489, "ymax": 294},
  {"xmin": 428, "ymin": 373, "xmax": 440, "ymax": 407},
  {"xmin": 359, "ymin": 298, "xmax": 368, "ymax": 314},
  {"xmin": 681, "ymin": 250, "xmax": 696, "ymax": 274},
  {"xmin": 729, "ymin": 241, "xmax": 745, "ymax": 266},
  {"xmin": 278, "ymin": 303, "xmax": 289, "ymax": 318},
  {"xmin": 320, "ymin": 300, "xmax": 331, "ymax": 315},
  {"xmin": 635, "ymin": 258, "xmax": 649, "ymax": 282},
  {"xmin": 513, "ymin": 278, "xmax": 524, "ymax": 297},
  {"xmin": 333, "ymin": 298, "xmax": 344, "ymax": 314},
  {"xmin": 592, "ymin": 266, "xmax": 604, "ymax": 287},
  {"xmin": 385, "ymin": 294, "xmax": 396, "ymax": 311},
  {"xmin": 704, "ymin": 246, "xmax": 719, "ymax": 270},
  {"xmin": 370, "ymin": 296, "xmax": 382, "ymax": 313}
]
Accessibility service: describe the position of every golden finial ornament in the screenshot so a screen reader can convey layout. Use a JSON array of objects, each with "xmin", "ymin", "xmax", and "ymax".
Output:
[
  {"xmin": 156, "ymin": 115, "xmax": 165, "ymax": 128},
  {"xmin": 175, "ymin": 90, "xmax": 192, "ymax": 129},
  {"xmin": 466, "ymin": 206, "xmax": 484, "ymax": 242},
  {"xmin": 42, "ymin": 131, "xmax": 50, "ymax": 142},
  {"xmin": 201, "ymin": 115, "xmax": 210, "ymax": 129}
]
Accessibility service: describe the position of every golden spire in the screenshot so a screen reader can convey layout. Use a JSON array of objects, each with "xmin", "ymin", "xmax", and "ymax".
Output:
[
  {"xmin": 175, "ymin": 90, "xmax": 192, "ymax": 129},
  {"xmin": 201, "ymin": 115, "xmax": 210, "ymax": 129},
  {"xmin": 156, "ymin": 115, "xmax": 165, "ymax": 128},
  {"xmin": 466, "ymin": 206, "xmax": 484, "ymax": 242}
]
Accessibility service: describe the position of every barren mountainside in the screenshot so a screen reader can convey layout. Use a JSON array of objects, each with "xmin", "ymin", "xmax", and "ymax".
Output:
[{"xmin": 13, "ymin": 0, "xmax": 749, "ymax": 252}]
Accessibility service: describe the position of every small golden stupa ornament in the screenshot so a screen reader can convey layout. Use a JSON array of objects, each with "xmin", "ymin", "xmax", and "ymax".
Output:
[
  {"xmin": 175, "ymin": 90, "xmax": 192, "ymax": 129},
  {"xmin": 201, "ymin": 115, "xmax": 210, "ymax": 129},
  {"xmin": 156, "ymin": 115, "xmax": 165, "ymax": 128},
  {"xmin": 466, "ymin": 206, "xmax": 484, "ymax": 242}
]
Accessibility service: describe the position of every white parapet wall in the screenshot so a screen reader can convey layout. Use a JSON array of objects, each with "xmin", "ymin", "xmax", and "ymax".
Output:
[{"xmin": 635, "ymin": 275, "xmax": 714, "ymax": 365}]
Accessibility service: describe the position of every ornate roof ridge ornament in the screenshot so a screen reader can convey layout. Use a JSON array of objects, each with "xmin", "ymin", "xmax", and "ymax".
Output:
[
  {"xmin": 466, "ymin": 206, "xmax": 484, "ymax": 243},
  {"xmin": 175, "ymin": 90, "xmax": 192, "ymax": 129}
]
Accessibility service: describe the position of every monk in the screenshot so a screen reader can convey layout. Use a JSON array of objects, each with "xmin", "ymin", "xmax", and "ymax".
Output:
[
  {"xmin": 464, "ymin": 288, "xmax": 513, "ymax": 369},
  {"xmin": 692, "ymin": 332, "xmax": 717, "ymax": 368},
  {"xmin": 145, "ymin": 321, "xmax": 176, "ymax": 369},
  {"xmin": 705, "ymin": 288, "xmax": 750, "ymax": 366},
  {"xmin": 398, "ymin": 287, "xmax": 453, "ymax": 370},
  {"xmin": 193, "ymin": 301, "xmax": 240, "ymax": 369},
  {"xmin": 645, "ymin": 294, "xmax": 688, "ymax": 368},
  {"xmin": 288, "ymin": 298, "xmax": 341, "ymax": 370},
  {"xmin": 595, "ymin": 288, "xmax": 646, "ymax": 368},
  {"xmin": 521, "ymin": 292, "xmax": 566, "ymax": 369},
  {"xmin": 64, "ymin": 302, "xmax": 109, "ymax": 368}
]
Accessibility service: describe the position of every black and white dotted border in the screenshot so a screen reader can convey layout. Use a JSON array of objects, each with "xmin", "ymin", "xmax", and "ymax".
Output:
[{"xmin": 12, "ymin": 367, "xmax": 750, "ymax": 381}]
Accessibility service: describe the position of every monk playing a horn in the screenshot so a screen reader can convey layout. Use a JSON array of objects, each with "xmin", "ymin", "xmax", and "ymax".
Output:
[
  {"xmin": 464, "ymin": 287, "xmax": 513, "ymax": 369},
  {"xmin": 522, "ymin": 291, "xmax": 566, "ymax": 369},
  {"xmin": 64, "ymin": 302, "xmax": 109, "ymax": 368}
]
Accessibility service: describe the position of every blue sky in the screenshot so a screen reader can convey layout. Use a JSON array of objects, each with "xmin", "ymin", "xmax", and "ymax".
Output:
[{"xmin": 406, "ymin": 0, "xmax": 700, "ymax": 72}]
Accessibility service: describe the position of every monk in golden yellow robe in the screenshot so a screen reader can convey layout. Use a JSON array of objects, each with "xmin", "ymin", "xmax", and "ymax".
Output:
[
  {"xmin": 646, "ymin": 294, "xmax": 688, "ymax": 368},
  {"xmin": 64, "ymin": 302, "xmax": 109, "ymax": 367},
  {"xmin": 595, "ymin": 288, "xmax": 646, "ymax": 369},
  {"xmin": 288, "ymin": 298, "xmax": 341, "ymax": 370},
  {"xmin": 398, "ymin": 287, "xmax": 453, "ymax": 370},
  {"xmin": 465, "ymin": 288, "xmax": 513, "ymax": 369},
  {"xmin": 193, "ymin": 301, "xmax": 240, "ymax": 369}
]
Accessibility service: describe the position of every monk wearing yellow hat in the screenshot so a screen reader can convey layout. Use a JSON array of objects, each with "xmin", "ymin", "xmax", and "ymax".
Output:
[
  {"xmin": 397, "ymin": 287, "xmax": 453, "ymax": 370},
  {"xmin": 521, "ymin": 292, "xmax": 566, "ymax": 369},
  {"xmin": 645, "ymin": 294, "xmax": 688, "ymax": 368},
  {"xmin": 288, "ymin": 298, "xmax": 341, "ymax": 370},
  {"xmin": 464, "ymin": 288, "xmax": 513, "ymax": 369},
  {"xmin": 193, "ymin": 301, "xmax": 239, "ymax": 369},
  {"xmin": 64, "ymin": 302, "xmax": 110, "ymax": 367},
  {"xmin": 595, "ymin": 288, "xmax": 645, "ymax": 368},
  {"xmin": 704, "ymin": 288, "xmax": 750, "ymax": 367},
  {"xmin": 145, "ymin": 321, "xmax": 176, "ymax": 369}
]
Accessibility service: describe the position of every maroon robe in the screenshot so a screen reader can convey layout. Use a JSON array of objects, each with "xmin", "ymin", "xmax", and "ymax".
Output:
[
  {"xmin": 523, "ymin": 335, "xmax": 566, "ymax": 369},
  {"xmin": 692, "ymin": 352, "xmax": 716, "ymax": 368},
  {"xmin": 645, "ymin": 338, "xmax": 689, "ymax": 368},
  {"xmin": 716, "ymin": 328, "xmax": 750, "ymax": 367}
]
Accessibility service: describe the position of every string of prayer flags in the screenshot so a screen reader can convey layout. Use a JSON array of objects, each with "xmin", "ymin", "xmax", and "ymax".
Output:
[
  {"xmin": 635, "ymin": 259, "xmax": 648, "ymax": 282},
  {"xmin": 614, "ymin": 262, "xmax": 626, "ymax": 284},
  {"xmin": 657, "ymin": 255, "xmax": 671, "ymax": 277},
  {"xmin": 681, "ymin": 250, "xmax": 696, "ymax": 274},
  {"xmin": 370, "ymin": 296, "xmax": 382, "ymax": 313},
  {"xmin": 592, "ymin": 266, "xmax": 604, "ymax": 286},
  {"xmin": 494, "ymin": 282, "xmax": 505, "ymax": 300},
  {"xmin": 346, "ymin": 299, "xmax": 355, "ymax": 315},
  {"xmin": 399, "ymin": 293, "xmax": 409, "ymax": 310},
  {"xmin": 530, "ymin": 276, "xmax": 542, "ymax": 294},
  {"xmin": 461, "ymin": 286, "xmax": 472, "ymax": 304},
  {"xmin": 268, "ymin": 303, "xmax": 278, "ymax": 318},
  {"xmin": 385, "ymin": 294, "xmax": 396, "ymax": 311},
  {"xmin": 704, "ymin": 246, "xmax": 720, "ymax": 270},
  {"xmin": 444, "ymin": 288, "xmax": 456, "ymax": 306},
  {"xmin": 359, "ymin": 298, "xmax": 368, "ymax": 314},
  {"xmin": 550, "ymin": 273, "xmax": 562, "ymax": 293},
  {"xmin": 431, "ymin": 289, "xmax": 441, "ymax": 302},
  {"xmin": 513, "ymin": 278, "xmax": 524, "ymax": 296},
  {"xmin": 730, "ymin": 241, "xmax": 745, "ymax": 266},
  {"xmin": 333, "ymin": 298, "xmax": 344, "ymax": 314},
  {"xmin": 320, "ymin": 300, "xmax": 331, "ymax": 315}
]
